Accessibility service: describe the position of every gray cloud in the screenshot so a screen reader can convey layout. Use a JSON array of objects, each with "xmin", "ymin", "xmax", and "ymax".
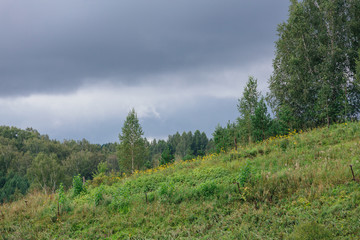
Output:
[
  {"xmin": 0, "ymin": 0, "xmax": 290, "ymax": 143},
  {"xmin": 34, "ymin": 97, "xmax": 240, "ymax": 143},
  {"xmin": 0, "ymin": 0, "xmax": 289, "ymax": 96}
]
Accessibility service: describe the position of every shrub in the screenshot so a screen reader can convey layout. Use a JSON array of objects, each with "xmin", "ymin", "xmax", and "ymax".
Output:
[
  {"xmin": 288, "ymin": 221, "xmax": 332, "ymax": 240},
  {"xmin": 57, "ymin": 183, "xmax": 72, "ymax": 214},
  {"xmin": 109, "ymin": 187, "xmax": 130, "ymax": 213},
  {"xmin": 94, "ymin": 185, "xmax": 104, "ymax": 206},
  {"xmin": 244, "ymin": 149, "xmax": 257, "ymax": 158},
  {"xmin": 72, "ymin": 174, "xmax": 86, "ymax": 197},
  {"xmin": 280, "ymin": 139, "xmax": 289, "ymax": 151},
  {"xmin": 157, "ymin": 181, "xmax": 175, "ymax": 202},
  {"xmin": 196, "ymin": 181, "xmax": 218, "ymax": 198},
  {"xmin": 230, "ymin": 153, "xmax": 241, "ymax": 161},
  {"xmin": 57, "ymin": 183, "xmax": 66, "ymax": 205},
  {"xmin": 239, "ymin": 162, "xmax": 252, "ymax": 187}
]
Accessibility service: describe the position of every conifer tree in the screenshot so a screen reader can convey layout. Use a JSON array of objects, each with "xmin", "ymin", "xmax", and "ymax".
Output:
[{"xmin": 159, "ymin": 146, "xmax": 174, "ymax": 166}]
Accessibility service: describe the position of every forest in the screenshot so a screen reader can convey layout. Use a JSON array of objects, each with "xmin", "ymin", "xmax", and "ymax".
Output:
[
  {"xmin": 0, "ymin": 125, "xmax": 215, "ymax": 203},
  {"xmin": 1, "ymin": 0, "xmax": 360, "ymax": 208}
]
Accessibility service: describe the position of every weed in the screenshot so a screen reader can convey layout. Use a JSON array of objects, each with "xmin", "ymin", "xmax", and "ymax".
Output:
[
  {"xmin": 288, "ymin": 221, "xmax": 333, "ymax": 240},
  {"xmin": 72, "ymin": 174, "xmax": 86, "ymax": 197},
  {"xmin": 2, "ymin": 122, "xmax": 360, "ymax": 239}
]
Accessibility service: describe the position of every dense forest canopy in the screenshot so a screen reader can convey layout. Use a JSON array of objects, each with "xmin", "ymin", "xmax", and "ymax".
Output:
[{"xmin": 268, "ymin": 0, "xmax": 360, "ymax": 128}]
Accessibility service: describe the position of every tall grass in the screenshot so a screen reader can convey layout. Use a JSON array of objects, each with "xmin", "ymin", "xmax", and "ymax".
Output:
[{"xmin": 1, "ymin": 122, "xmax": 360, "ymax": 239}]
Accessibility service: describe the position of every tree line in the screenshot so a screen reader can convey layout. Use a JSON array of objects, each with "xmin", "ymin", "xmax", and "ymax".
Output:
[
  {"xmin": 117, "ymin": 108, "xmax": 213, "ymax": 174},
  {"xmin": 1, "ymin": 0, "xmax": 360, "ymax": 203},
  {"xmin": 0, "ymin": 120, "xmax": 213, "ymax": 202},
  {"xmin": 0, "ymin": 126, "xmax": 119, "ymax": 202}
]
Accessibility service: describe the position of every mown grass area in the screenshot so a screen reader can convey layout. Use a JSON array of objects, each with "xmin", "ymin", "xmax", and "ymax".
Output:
[{"xmin": 1, "ymin": 122, "xmax": 360, "ymax": 239}]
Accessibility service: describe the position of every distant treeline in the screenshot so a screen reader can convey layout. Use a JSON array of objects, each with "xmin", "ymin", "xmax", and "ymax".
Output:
[
  {"xmin": 0, "ymin": 125, "xmax": 213, "ymax": 203},
  {"xmin": 147, "ymin": 130, "xmax": 213, "ymax": 167},
  {"xmin": 0, "ymin": 126, "xmax": 117, "ymax": 202}
]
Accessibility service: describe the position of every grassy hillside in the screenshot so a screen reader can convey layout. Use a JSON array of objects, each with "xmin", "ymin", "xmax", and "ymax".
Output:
[{"xmin": 1, "ymin": 122, "xmax": 360, "ymax": 239}]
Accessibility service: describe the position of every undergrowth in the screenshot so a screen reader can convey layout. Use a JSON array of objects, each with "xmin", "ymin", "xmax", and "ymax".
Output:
[{"xmin": 1, "ymin": 122, "xmax": 360, "ymax": 239}]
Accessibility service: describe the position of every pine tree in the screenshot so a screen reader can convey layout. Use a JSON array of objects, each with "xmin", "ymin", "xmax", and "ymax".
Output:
[{"xmin": 159, "ymin": 146, "xmax": 174, "ymax": 166}]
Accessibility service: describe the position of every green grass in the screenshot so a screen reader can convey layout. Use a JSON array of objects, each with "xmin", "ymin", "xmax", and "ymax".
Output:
[{"xmin": 1, "ymin": 122, "xmax": 360, "ymax": 239}]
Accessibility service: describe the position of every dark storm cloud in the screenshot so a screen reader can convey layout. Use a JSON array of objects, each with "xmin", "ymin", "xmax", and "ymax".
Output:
[{"xmin": 0, "ymin": 0, "xmax": 289, "ymax": 96}]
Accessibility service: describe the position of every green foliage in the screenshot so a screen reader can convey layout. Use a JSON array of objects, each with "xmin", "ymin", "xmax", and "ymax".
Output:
[
  {"xmin": 27, "ymin": 152, "xmax": 64, "ymax": 194},
  {"xmin": 196, "ymin": 181, "xmax": 218, "ymax": 198},
  {"xmin": 238, "ymin": 76, "xmax": 260, "ymax": 118},
  {"xmin": 110, "ymin": 187, "xmax": 130, "ymax": 213},
  {"xmin": 0, "ymin": 172, "xmax": 29, "ymax": 203},
  {"xmin": 157, "ymin": 181, "xmax": 175, "ymax": 202},
  {"xmin": 192, "ymin": 130, "xmax": 208, "ymax": 156},
  {"xmin": 213, "ymin": 122, "xmax": 238, "ymax": 153},
  {"xmin": 0, "ymin": 126, "xmax": 115, "ymax": 203},
  {"xmin": 269, "ymin": 0, "xmax": 360, "ymax": 127},
  {"xmin": 159, "ymin": 146, "xmax": 174, "ymax": 166},
  {"xmin": 2, "ymin": 122, "xmax": 360, "ymax": 239},
  {"xmin": 94, "ymin": 185, "xmax": 104, "ymax": 206},
  {"xmin": 357, "ymin": 49, "xmax": 360, "ymax": 82},
  {"xmin": 56, "ymin": 183, "xmax": 71, "ymax": 215},
  {"xmin": 280, "ymin": 139, "xmax": 289, "ymax": 151},
  {"xmin": 63, "ymin": 150, "xmax": 102, "ymax": 181},
  {"xmin": 238, "ymin": 76, "xmax": 260, "ymax": 143},
  {"xmin": 72, "ymin": 174, "xmax": 85, "ymax": 197},
  {"xmin": 251, "ymin": 97, "xmax": 272, "ymax": 142},
  {"xmin": 239, "ymin": 162, "xmax": 252, "ymax": 187},
  {"xmin": 93, "ymin": 161, "xmax": 108, "ymax": 178},
  {"xmin": 57, "ymin": 183, "xmax": 66, "ymax": 205},
  {"xmin": 289, "ymin": 221, "xmax": 333, "ymax": 240},
  {"xmin": 148, "ymin": 130, "xmax": 210, "ymax": 166},
  {"xmin": 117, "ymin": 108, "xmax": 148, "ymax": 173},
  {"xmin": 183, "ymin": 153, "xmax": 195, "ymax": 161}
]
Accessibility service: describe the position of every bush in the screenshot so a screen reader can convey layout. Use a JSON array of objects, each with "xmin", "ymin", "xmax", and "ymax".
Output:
[
  {"xmin": 109, "ymin": 187, "xmax": 130, "ymax": 213},
  {"xmin": 56, "ymin": 183, "xmax": 72, "ymax": 214},
  {"xmin": 157, "ymin": 181, "xmax": 175, "ymax": 202},
  {"xmin": 288, "ymin": 221, "xmax": 332, "ymax": 240},
  {"xmin": 239, "ymin": 162, "xmax": 252, "ymax": 187},
  {"xmin": 0, "ymin": 172, "xmax": 29, "ymax": 203},
  {"xmin": 280, "ymin": 139, "xmax": 289, "ymax": 151},
  {"xmin": 244, "ymin": 149, "xmax": 257, "ymax": 158},
  {"xmin": 94, "ymin": 185, "xmax": 104, "ymax": 206},
  {"xmin": 196, "ymin": 181, "xmax": 218, "ymax": 199},
  {"xmin": 72, "ymin": 174, "xmax": 86, "ymax": 197},
  {"xmin": 57, "ymin": 183, "xmax": 66, "ymax": 205}
]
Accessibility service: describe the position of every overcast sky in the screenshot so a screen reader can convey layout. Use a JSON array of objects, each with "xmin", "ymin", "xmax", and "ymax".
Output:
[{"xmin": 0, "ymin": 0, "xmax": 290, "ymax": 143}]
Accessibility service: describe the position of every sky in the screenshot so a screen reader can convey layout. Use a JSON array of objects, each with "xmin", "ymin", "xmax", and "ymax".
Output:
[{"xmin": 0, "ymin": 0, "xmax": 290, "ymax": 144}]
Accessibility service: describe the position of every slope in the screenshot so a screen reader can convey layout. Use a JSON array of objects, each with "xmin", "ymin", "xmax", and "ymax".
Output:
[{"xmin": 1, "ymin": 122, "xmax": 360, "ymax": 239}]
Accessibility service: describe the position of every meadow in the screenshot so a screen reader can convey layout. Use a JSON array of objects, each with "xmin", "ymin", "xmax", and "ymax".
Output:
[{"xmin": 1, "ymin": 122, "xmax": 360, "ymax": 239}]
